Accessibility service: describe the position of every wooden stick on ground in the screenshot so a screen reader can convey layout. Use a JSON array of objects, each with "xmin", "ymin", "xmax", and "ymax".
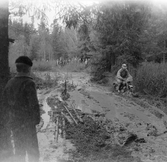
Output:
[
  {"xmin": 55, "ymin": 115, "xmax": 59, "ymax": 143},
  {"xmin": 61, "ymin": 112, "xmax": 66, "ymax": 139},
  {"xmin": 63, "ymin": 105, "xmax": 78, "ymax": 125},
  {"xmin": 71, "ymin": 103, "xmax": 83, "ymax": 123},
  {"xmin": 61, "ymin": 111, "xmax": 73, "ymax": 124}
]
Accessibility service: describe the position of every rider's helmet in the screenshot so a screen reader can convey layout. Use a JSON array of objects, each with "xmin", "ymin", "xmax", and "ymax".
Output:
[{"xmin": 122, "ymin": 64, "xmax": 127, "ymax": 69}]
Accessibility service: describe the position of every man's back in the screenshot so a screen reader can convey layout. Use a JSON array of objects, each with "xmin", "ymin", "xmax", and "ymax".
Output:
[
  {"xmin": 5, "ymin": 76, "xmax": 33, "ymax": 103},
  {"xmin": 3, "ymin": 75, "xmax": 40, "ymax": 125}
]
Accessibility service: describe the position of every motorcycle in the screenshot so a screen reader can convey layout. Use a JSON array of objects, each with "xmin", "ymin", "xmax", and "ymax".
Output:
[{"xmin": 113, "ymin": 79, "xmax": 133, "ymax": 94}]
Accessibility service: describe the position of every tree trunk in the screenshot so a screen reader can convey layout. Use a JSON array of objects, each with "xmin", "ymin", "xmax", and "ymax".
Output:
[
  {"xmin": 163, "ymin": 40, "xmax": 166, "ymax": 63},
  {"xmin": 0, "ymin": 1, "xmax": 10, "ymax": 101},
  {"xmin": 110, "ymin": 50, "xmax": 115, "ymax": 72}
]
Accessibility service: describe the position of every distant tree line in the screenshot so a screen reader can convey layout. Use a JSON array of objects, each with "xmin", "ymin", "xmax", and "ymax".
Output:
[
  {"xmin": 62, "ymin": 1, "xmax": 167, "ymax": 72},
  {"xmin": 2, "ymin": 0, "xmax": 167, "ymax": 82}
]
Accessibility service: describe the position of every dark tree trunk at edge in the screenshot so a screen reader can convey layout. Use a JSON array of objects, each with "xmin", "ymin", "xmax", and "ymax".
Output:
[{"xmin": 0, "ymin": 1, "xmax": 10, "ymax": 101}]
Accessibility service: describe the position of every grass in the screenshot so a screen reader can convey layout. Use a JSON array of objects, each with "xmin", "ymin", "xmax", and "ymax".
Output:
[
  {"xmin": 32, "ymin": 60, "xmax": 57, "ymax": 72},
  {"xmin": 134, "ymin": 62, "xmax": 167, "ymax": 98},
  {"xmin": 10, "ymin": 57, "xmax": 88, "ymax": 73},
  {"xmin": 32, "ymin": 71, "xmax": 59, "ymax": 90},
  {"xmin": 9, "ymin": 59, "xmax": 58, "ymax": 73},
  {"xmin": 70, "ymin": 146, "xmax": 135, "ymax": 162},
  {"xmin": 61, "ymin": 60, "xmax": 87, "ymax": 72},
  {"xmin": 65, "ymin": 115, "xmax": 140, "ymax": 162},
  {"xmin": 65, "ymin": 116, "xmax": 110, "ymax": 156}
]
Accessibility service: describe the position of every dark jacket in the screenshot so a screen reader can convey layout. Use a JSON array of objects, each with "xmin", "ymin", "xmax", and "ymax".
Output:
[{"xmin": 2, "ymin": 74, "xmax": 40, "ymax": 127}]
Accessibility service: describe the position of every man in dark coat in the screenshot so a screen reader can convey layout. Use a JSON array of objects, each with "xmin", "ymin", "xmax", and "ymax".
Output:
[{"xmin": 2, "ymin": 56, "xmax": 40, "ymax": 162}]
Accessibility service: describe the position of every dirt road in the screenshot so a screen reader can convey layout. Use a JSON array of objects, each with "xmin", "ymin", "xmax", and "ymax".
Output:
[{"xmin": 36, "ymin": 71, "xmax": 167, "ymax": 162}]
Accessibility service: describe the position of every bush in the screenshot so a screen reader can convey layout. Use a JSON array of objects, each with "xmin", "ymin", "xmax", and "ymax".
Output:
[
  {"xmin": 65, "ymin": 115, "xmax": 109, "ymax": 156},
  {"xmin": 32, "ymin": 72, "xmax": 59, "ymax": 89},
  {"xmin": 90, "ymin": 56, "xmax": 109, "ymax": 82},
  {"xmin": 134, "ymin": 62, "xmax": 167, "ymax": 97},
  {"xmin": 62, "ymin": 60, "xmax": 86, "ymax": 72},
  {"xmin": 32, "ymin": 60, "xmax": 57, "ymax": 72}
]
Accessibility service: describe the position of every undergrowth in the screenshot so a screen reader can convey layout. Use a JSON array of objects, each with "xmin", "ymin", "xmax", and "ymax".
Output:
[
  {"xmin": 134, "ymin": 62, "xmax": 167, "ymax": 98},
  {"xmin": 65, "ymin": 116, "xmax": 137, "ymax": 162},
  {"xmin": 61, "ymin": 61, "xmax": 86, "ymax": 72},
  {"xmin": 32, "ymin": 72, "xmax": 59, "ymax": 89},
  {"xmin": 65, "ymin": 116, "xmax": 110, "ymax": 156},
  {"xmin": 32, "ymin": 60, "xmax": 57, "ymax": 72}
]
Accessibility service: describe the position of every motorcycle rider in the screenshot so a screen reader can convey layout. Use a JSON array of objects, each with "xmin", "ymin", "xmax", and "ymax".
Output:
[{"xmin": 116, "ymin": 64, "xmax": 133, "ymax": 92}]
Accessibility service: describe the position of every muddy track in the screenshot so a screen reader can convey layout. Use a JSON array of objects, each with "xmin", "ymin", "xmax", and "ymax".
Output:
[{"xmin": 36, "ymin": 71, "xmax": 167, "ymax": 162}]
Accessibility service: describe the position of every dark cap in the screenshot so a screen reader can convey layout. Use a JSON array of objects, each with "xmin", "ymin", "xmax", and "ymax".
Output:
[{"xmin": 15, "ymin": 56, "xmax": 33, "ymax": 67}]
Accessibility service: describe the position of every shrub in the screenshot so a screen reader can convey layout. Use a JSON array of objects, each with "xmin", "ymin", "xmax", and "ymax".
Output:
[
  {"xmin": 134, "ymin": 62, "xmax": 167, "ymax": 97},
  {"xmin": 32, "ymin": 72, "xmax": 59, "ymax": 89},
  {"xmin": 32, "ymin": 60, "xmax": 57, "ymax": 72},
  {"xmin": 62, "ymin": 60, "xmax": 86, "ymax": 72},
  {"xmin": 90, "ymin": 56, "xmax": 109, "ymax": 82}
]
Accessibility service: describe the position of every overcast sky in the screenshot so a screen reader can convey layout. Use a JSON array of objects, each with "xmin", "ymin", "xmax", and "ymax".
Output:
[{"xmin": 8, "ymin": 0, "xmax": 167, "ymax": 29}]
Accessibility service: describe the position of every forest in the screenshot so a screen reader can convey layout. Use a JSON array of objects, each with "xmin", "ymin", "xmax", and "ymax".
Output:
[
  {"xmin": 1, "ymin": 0, "xmax": 167, "ymax": 97},
  {"xmin": 7, "ymin": 0, "xmax": 167, "ymax": 67}
]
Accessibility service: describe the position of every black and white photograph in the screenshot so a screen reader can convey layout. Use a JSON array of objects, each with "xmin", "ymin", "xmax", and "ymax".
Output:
[{"xmin": 1, "ymin": 0, "xmax": 167, "ymax": 161}]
